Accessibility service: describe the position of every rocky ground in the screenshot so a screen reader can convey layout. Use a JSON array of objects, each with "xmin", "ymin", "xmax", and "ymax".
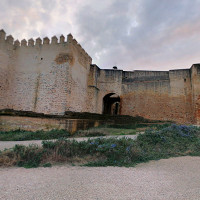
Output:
[{"xmin": 0, "ymin": 156, "xmax": 200, "ymax": 200}]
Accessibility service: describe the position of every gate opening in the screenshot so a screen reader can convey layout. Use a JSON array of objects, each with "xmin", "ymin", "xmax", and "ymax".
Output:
[{"xmin": 103, "ymin": 93, "xmax": 120, "ymax": 115}]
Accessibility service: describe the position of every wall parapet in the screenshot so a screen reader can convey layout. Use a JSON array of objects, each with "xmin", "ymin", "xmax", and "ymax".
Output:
[
  {"xmin": 0, "ymin": 29, "xmax": 92, "ymax": 67},
  {"xmin": 122, "ymin": 70, "xmax": 169, "ymax": 83},
  {"xmin": 169, "ymin": 69, "xmax": 191, "ymax": 79},
  {"xmin": 1, "ymin": 28, "xmax": 200, "ymax": 125},
  {"xmin": 67, "ymin": 33, "xmax": 92, "ymax": 65}
]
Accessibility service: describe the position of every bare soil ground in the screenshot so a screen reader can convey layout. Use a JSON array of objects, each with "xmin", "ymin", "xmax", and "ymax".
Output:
[{"xmin": 0, "ymin": 156, "xmax": 200, "ymax": 200}]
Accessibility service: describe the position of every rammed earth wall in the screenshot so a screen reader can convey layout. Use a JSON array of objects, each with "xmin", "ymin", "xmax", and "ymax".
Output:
[{"xmin": 0, "ymin": 29, "xmax": 200, "ymax": 125}]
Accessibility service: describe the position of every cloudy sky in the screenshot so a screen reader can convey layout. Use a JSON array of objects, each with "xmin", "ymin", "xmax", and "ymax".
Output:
[{"xmin": 1, "ymin": 0, "xmax": 200, "ymax": 71}]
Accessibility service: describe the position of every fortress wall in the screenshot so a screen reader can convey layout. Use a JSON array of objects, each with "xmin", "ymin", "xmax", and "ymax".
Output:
[
  {"xmin": 96, "ymin": 69, "xmax": 123, "ymax": 113},
  {"xmin": 66, "ymin": 36, "xmax": 92, "ymax": 113},
  {"xmin": 86, "ymin": 65, "xmax": 100, "ymax": 113},
  {"xmin": 122, "ymin": 70, "xmax": 170, "ymax": 94},
  {"xmin": 0, "ymin": 45, "xmax": 9, "ymax": 109},
  {"xmin": 1, "ymin": 32, "xmax": 92, "ymax": 115},
  {"xmin": 0, "ymin": 30, "xmax": 92, "ymax": 115},
  {"xmin": 34, "ymin": 62, "xmax": 71, "ymax": 115},
  {"xmin": 120, "ymin": 69, "xmax": 194, "ymax": 123},
  {"xmin": 191, "ymin": 64, "xmax": 200, "ymax": 124},
  {"xmin": 6, "ymin": 37, "xmax": 73, "ymax": 114},
  {"xmin": 0, "ymin": 29, "xmax": 199, "ymax": 124},
  {"xmin": 169, "ymin": 69, "xmax": 193, "ymax": 123},
  {"xmin": 122, "ymin": 70, "xmax": 169, "ymax": 82},
  {"xmin": 89, "ymin": 68, "xmax": 195, "ymax": 123},
  {"xmin": 0, "ymin": 65, "xmax": 9, "ymax": 109},
  {"xmin": 33, "ymin": 41, "xmax": 72, "ymax": 115},
  {"xmin": 0, "ymin": 115, "xmax": 104, "ymax": 133},
  {"xmin": 0, "ymin": 30, "xmax": 15, "ymax": 110},
  {"xmin": 121, "ymin": 71, "xmax": 172, "ymax": 121}
]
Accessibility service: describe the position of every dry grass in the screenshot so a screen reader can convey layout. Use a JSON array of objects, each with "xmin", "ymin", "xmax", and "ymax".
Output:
[
  {"xmin": 0, "ymin": 150, "xmax": 18, "ymax": 167},
  {"xmin": 0, "ymin": 124, "xmax": 199, "ymax": 168}
]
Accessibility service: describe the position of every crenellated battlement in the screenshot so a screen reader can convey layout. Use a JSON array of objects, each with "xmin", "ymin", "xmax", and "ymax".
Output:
[
  {"xmin": 67, "ymin": 33, "xmax": 92, "ymax": 64},
  {"xmin": 28, "ymin": 38, "xmax": 34, "ymax": 47},
  {"xmin": 0, "ymin": 29, "xmax": 92, "ymax": 67},
  {"xmin": 0, "ymin": 29, "xmax": 6, "ymax": 40},
  {"xmin": 0, "ymin": 29, "xmax": 90, "ymax": 61},
  {"xmin": 13, "ymin": 35, "xmax": 68, "ymax": 47},
  {"xmin": 0, "ymin": 29, "xmax": 93, "ymax": 120},
  {"xmin": 14, "ymin": 40, "xmax": 20, "ymax": 47},
  {"xmin": 0, "ymin": 29, "xmax": 200, "ymax": 125},
  {"xmin": 0, "ymin": 29, "xmax": 92, "ymax": 68},
  {"xmin": 6, "ymin": 35, "xmax": 14, "ymax": 45}
]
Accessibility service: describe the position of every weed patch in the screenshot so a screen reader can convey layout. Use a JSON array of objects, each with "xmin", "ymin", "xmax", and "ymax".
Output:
[
  {"xmin": 0, "ymin": 129, "xmax": 70, "ymax": 141},
  {"xmin": 0, "ymin": 124, "xmax": 199, "ymax": 168}
]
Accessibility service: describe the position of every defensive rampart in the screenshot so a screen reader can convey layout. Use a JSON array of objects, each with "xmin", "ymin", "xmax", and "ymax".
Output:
[{"xmin": 0, "ymin": 29, "xmax": 200, "ymax": 125}]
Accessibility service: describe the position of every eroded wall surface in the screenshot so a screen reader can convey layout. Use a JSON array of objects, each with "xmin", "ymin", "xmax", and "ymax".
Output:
[
  {"xmin": 0, "ymin": 30, "xmax": 92, "ymax": 115},
  {"xmin": 0, "ymin": 29, "xmax": 200, "ymax": 124},
  {"xmin": 91, "ymin": 64, "xmax": 200, "ymax": 124},
  {"xmin": 0, "ymin": 115, "xmax": 103, "ymax": 133},
  {"xmin": 119, "ymin": 69, "xmax": 194, "ymax": 123},
  {"xmin": 191, "ymin": 65, "xmax": 200, "ymax": 124},
  {"xmin": 120, "ymin": 71, "xmax": 171, "ymax": 121}
]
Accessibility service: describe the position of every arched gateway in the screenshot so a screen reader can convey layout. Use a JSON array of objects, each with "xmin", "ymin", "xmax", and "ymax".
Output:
[{"xmin": 102, "ymin": 93, "xmax": 120, "ymax": 115}]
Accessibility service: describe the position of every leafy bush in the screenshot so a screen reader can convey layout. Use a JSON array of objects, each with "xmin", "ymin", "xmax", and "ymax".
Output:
[
  {"xmin": 42, "ymin": 137, "xmax": 140, "ymax": 166},
  {"xmin": 136, "ymin": 124, "xmax": 200, "ymax": 160},
  {"xmin": 13, "ymin": 144, "xmax": 43, "ymax": 168}
]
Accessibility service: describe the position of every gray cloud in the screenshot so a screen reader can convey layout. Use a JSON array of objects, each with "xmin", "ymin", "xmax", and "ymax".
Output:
[{"xmin": 0, "ymin": 0, "xmax": 200, "ymax": 70}]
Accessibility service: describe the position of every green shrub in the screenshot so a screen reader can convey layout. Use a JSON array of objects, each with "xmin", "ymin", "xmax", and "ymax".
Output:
[
  {"xmin": 13, "ymin": 144, "xmax": 43, "ymax": 168},
  {"xmin": 0, "ymin": 124, "xmax": 199, "ymax": 168},
  {"xmin": 136, "ymin": 124, "xmax": 200, "ymax": 161}
]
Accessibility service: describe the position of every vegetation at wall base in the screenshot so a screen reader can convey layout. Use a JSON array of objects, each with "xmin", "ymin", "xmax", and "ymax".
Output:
[
  {"xmin": 0, "ymin": 123, "xmax": 170, "ymax": 141},
  {"xmin": 0, "ymin": 124, "xmax": 199, "ymax": 168},
  {"xmin": 0, "ymin": 129, "xmax": 70, "ymax": 141}
]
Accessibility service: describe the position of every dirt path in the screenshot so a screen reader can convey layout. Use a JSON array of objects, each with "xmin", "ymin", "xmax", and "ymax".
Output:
[
  {"xmin": 0, "ymin": 135, "xmax": 138, "ymax": 150},
  {"xmin": 0, "ymin": 156, "xmax": 200, "ymax": 200}
]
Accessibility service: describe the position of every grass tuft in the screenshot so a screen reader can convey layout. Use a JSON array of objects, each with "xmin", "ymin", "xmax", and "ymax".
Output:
[{"xmin": 43, "ymin": 163, "xmax": 52, "ymax": 168}]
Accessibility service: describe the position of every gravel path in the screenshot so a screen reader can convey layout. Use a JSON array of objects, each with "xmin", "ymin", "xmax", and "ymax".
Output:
[
  {"xmin": 0, "ymin": 156, "xmax": 200, "ymax": 200},
  {"xmin": 0, "ymin": 135, "xmax": 138, "ymax": 151}
]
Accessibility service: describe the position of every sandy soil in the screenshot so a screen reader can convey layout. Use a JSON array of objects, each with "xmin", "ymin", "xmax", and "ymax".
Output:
[{"xmin": 0, "ymin": 156, "xmax": 200, "ymax": 200}]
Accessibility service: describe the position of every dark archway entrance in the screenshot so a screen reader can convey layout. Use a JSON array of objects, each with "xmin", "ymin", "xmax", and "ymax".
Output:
[{"xmin": 103, "ymin": 93, "xmax": 120, "ymax": 115}]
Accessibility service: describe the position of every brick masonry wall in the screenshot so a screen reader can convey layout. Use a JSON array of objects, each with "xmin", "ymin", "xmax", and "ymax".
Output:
[
  {"xmin": 0, "ymin": 32, "xmax": 92, "ymax": 116},
  {"xmin": 0, "ymin": 67, "xmax": 9, "ymax": 109},
  {"xmin": 92, "ymin": 67, "xmax": 199, "ymax": 124},
  {"xmin": 0, "ymin": 115, "xmax": 103, "ymax": 133},
  {"xmin": 0, "ymin": 29, "xmax": 200, "ymax": 125},
  {"xmin": 96, "ymin": 69, "xmax": 123, "ymax": 113},
  {"xmin": 6, "ymin": 43, "xmax": 73, "ymax": 114},
  {"xmin": 191, "ymin": 65, "xmax": 200, "ymax": 124},
  {"xmin": 120, "ymin": 69, "xmax": 194, "ymax": 124}
]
